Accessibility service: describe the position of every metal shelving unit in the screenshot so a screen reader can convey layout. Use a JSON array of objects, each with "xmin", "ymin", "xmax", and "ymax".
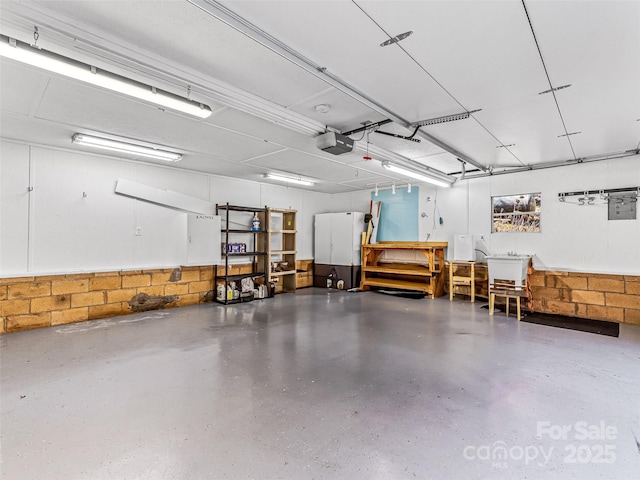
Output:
[{"xmin": 214, "ymin": 203, "xmax": 268, "ymax": 304}]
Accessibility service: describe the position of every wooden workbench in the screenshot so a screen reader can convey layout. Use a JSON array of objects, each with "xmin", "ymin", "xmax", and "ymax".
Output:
[{"xmin": 360, "ymin": 242, "xmax": 448, "ymax": 298}]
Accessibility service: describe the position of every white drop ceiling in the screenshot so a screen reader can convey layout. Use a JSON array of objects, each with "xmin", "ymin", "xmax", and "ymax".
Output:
[{"xmin": 1, "ymin": 0, "xmax": 638, "ymax": 193}]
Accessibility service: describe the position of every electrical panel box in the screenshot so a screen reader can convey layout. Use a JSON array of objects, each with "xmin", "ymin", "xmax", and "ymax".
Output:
[{"xmin": 608, "ymin": 193, "xmax": 637, "ymax": 220}]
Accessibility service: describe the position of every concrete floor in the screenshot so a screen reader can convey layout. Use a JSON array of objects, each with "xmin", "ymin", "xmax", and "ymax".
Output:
[{"xmin": 1, "ymin": 288, "xmax": 640, "ymax": 480}]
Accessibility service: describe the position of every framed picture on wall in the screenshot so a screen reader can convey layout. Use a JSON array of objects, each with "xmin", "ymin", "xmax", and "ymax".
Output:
[{"xmin": 492, "ymin": 193, "xmax": 541, "ymax": 233}]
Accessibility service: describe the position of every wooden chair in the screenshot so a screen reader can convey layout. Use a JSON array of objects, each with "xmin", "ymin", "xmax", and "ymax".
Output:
[
  {"xmin": 489, "ymin": 282, "xmax": 527, "ymax": 321},
  {"xmin": 448, "ymin": 261, "xmax": 476, "ymax": 302}
]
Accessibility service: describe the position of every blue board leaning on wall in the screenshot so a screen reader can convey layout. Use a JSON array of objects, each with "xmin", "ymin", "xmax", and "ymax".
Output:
[{"xmin": 372, "ymin": 187, "xmax": 419, "ymax": 241}]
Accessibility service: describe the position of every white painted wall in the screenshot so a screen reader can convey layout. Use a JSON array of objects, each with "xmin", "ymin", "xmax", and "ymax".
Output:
[
  {"xmin": 0, "ymin": 142, "xmax": 30, "ymax": 274},
  {"xmin": 423, "ymin": 156, "xmax": 640, "ymax": 274},
  {"xmin": 2, "ymin": 139, "xmax": 638, "ymax": 276},
  {"xmin": 322, "ymin": 157, "xmax": 640, "ymax": 275},
  {"xmin": 0, "ymin": 140, "xmax": 327, "ymax": 276}
]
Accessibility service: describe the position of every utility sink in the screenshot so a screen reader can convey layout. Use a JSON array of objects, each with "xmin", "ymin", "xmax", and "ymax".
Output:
[{"xmin": 486, "ymin": 254, "xmax": 532, "ymax": 288}]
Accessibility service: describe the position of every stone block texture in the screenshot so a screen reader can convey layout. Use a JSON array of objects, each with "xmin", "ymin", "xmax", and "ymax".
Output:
[
  {"xmin": 2, "ymin": 261, "xmax": 313, "ymax": 333},
  {"xmin": 529, "ymin": 268, "xmax": 639, "ymax": 325}
]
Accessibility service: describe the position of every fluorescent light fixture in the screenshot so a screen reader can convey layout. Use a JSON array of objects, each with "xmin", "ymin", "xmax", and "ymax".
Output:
[
  {"xmin": 0, "ymin": 35, "xmax": 212, "ymax": 118},
  {"xmin": 72, "ymin": 134, "xmax": 182, "ymax": 161},
  {"xmin": 381, "ymin": 161, "xmax": 453, "ymax": 188},
  {"xmin": 264, "ymin": 173, "xmax": 314, "ymax": 186}
]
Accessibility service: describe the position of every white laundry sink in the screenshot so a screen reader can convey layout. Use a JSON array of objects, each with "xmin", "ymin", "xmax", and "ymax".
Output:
[{"xmin": 486, "ymin": 255, "xmax": 532, "ymax": 288}]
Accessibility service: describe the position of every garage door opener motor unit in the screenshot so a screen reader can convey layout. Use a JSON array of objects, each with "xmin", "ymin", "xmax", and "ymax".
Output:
[{"xmin": 315, "ymin": 132, "xmax": 354, "ymax": 155}]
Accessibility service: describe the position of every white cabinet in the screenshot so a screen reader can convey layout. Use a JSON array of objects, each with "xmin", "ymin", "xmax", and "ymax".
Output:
[
  {"xmin": 186, "ymin": 214, "xmax": 221, "ymax": 265},
  {"xmin": 314, "ymin": 212, "xmax": 365, "ymax": 266}
]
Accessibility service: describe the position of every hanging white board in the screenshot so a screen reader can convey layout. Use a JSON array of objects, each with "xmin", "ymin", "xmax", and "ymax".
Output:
[{"xmin": 115, "ymin": 178, "xmax": 215, "ymax": 215}]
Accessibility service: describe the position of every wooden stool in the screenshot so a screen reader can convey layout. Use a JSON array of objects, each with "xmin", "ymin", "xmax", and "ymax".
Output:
[
  {"xmin": 449, "ymin": 261, "xmax": 476, "ymax": 302},
  {"xmin": 489, "ymin": 288, "xmax": 525, "ymax": 321}
]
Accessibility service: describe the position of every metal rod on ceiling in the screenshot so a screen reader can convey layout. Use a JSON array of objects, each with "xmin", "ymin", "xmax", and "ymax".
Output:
[{"xmin": 460, "ymin": 149, "xmax": 639, "ymax": 180}]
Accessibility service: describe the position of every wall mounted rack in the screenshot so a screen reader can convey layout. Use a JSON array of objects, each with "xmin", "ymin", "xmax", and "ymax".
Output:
[
  {"xmin": 558, "ymin": 186, "xmax": 639, "ymax": 202},
  {"xmin": 558, "ymin": 186, "xmax": 639, "ymax": 220}
]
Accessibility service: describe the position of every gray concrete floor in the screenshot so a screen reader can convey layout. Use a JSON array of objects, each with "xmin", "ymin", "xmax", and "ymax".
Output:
[{"xmin": 1, "ymin": 288, "xmax": 640, "ymax": 479}]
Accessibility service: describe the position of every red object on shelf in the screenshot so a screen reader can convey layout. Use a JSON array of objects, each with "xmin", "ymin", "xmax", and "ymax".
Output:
[{"xmin": 363, "ymin": 156, "xmax": 372, "ymax": 161}]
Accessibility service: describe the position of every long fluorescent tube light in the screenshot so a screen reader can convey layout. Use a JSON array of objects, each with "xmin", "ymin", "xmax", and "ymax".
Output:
[
  {"xmin": 72, "ymin": 134, "xmax": 183, "ymax": 161},
  {"xmin": 264, "ymin": 173, "xmax": 314, "ymax": 186},
  {"xmin": 0, "ymin": 35, "xmax": 212, "ymax": 118},
  {"xmin": 381, "ymin": 161, "xmax": 452, "ymax": 188}
]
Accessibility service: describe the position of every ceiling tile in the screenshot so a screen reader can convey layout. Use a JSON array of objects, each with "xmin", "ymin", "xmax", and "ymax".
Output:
[
  {"xmin": 2, "ymin": 0, "xmax": 638, "ymax": 192},
  {"xmin": 413, "ymin": 152, "xmax": 465, "ymax": 175},
  {"xmin": 287, "ymin": 87, "xmax": 387, "ymax": 132},
  {"xmin": 220, "ymin": 0, "xmax": 460, "ymax": 120},
  {"xmin": 525, "ymin": 1, "xmax": 640, "ymax": 158},
  {"xmin": 0, "ymin": 59, "xmax": 47, "ymax": 115}
]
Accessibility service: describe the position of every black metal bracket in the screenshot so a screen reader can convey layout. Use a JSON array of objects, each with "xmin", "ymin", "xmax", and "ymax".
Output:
[
  {"xmin": 374, "ymin": 126, "xmax": 421, "ymax": 143},
  {"xmin": 342, "ymin": 119, "xmax": 393, "ymax": 137},
  {"xmin": 343, "ymin": 120, "xmax": 422, "ymax": 143}
]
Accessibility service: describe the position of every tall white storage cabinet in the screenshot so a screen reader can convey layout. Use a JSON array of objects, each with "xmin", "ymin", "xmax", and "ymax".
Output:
[{"xmin": 314, "ymin": 212, "xmax": 365, "ymax": 289}]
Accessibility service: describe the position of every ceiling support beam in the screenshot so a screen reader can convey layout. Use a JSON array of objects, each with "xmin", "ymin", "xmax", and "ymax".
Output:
[{"xmin": 187, "ymin": 0, "xmax": 487, "ymax": 172}]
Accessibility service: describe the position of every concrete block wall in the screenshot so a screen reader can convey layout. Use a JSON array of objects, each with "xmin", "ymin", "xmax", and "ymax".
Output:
[
  {"xmin": 529, "ymin": 269, "xmax": 640, "ymax": 325},
  {"xmin": 1, "ymin": 260, "xmax": 315, "ymax": 334},
  {"xmin": 296, "ymin": 259, "xmax": 313, "ymax": 288},
  {"xmin": 0, "ymin": 266, "xmax": 215, "ymax": 333}
]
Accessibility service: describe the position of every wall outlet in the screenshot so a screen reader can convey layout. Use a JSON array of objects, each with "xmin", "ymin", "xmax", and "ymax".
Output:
[{"xmin": 135, "ymin": 227, "xmax": 142, "ymax": 236}]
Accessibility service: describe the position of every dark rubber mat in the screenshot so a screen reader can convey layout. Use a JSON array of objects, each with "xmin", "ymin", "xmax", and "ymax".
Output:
[
  {"xmin": 480, "ymin": 304, "xmax": 619, "ymax": 337},
  {"xmin": 520, "ymin": 312, "xmax": 619, "ymax": 337}
]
